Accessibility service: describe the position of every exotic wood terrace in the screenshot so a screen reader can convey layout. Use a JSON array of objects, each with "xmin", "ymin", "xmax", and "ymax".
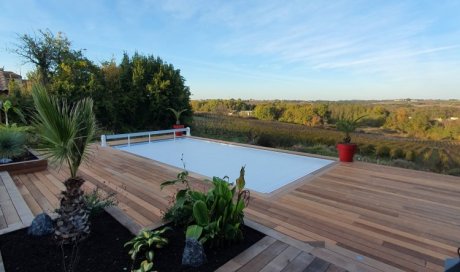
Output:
[{"xmin": 2, "ymin": 141, "xmax": 460, "ymax": 271}]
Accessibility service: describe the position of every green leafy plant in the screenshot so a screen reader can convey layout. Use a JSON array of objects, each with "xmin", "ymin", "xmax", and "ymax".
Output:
[
  {"xmin": 161, "ymin": 156, "xmax": 196, "ymax": 226},
  {"xmin": 83, "ymin": 188, "xmax": 118, "ymax": 217},
  {"xmin": 32, "ymin": 84, "xmax": 96, "ymax": 244},
  {"xmin": 0, "ymin": 126, "xmax": 27, "ymax": 162},
  {"xmin": 336, "ymin": 116, "xmax": 366, "ymax": 143},
  {"xmin": 124, "ymin": 228, "xmax": 170, "ymax": 272},
  {"xmin": 186, "ymin": 166, "xmax": 250, "ymax": 247},
  {"xmin": 0, "ymin": 99, "xmax": 25, "ymax": 126},
  {"xmin": 168, "ymin": 108, "xmax": 187, "ymax": 125}
]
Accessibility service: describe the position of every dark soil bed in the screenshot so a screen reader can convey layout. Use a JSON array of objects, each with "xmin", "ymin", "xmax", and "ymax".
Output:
[
  {"xmin": 0, "ymin": 212, "xmax": 265, "ymax": 272},
  {"xmin": 0, "ymin": 212, "xmax": 133, "ymax": 272},
  {"xmin": 7, "ymin": 150, "xmax": 38, "ymax": 163},
  {"xmin": 153, "ymin": 224, "xmax": 264, "ymax": 272}
]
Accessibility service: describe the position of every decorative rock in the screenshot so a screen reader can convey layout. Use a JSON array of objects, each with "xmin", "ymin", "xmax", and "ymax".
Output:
[
  {"xmin": 182, "ymin": 238, "xmax": 207, "ymax": 267},
  {"xmin": 28, "ymin": 213, "xmax": 54, "ymax": 236},
  {"xmin": 0, "ymin": 158, "xmax": 12, "ymax": 164}
]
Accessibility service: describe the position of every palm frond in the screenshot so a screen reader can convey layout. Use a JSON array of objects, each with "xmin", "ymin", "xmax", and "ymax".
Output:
[
  {"xmin": 167, "ymin": 108, "xmax": 187, "ymax": 123},
  {"xmin": 31, "ymin": 84, "xmax": 96, "ymax": 178}
]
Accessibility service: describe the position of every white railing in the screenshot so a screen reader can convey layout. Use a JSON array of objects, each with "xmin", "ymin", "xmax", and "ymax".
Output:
[{"xmin": 100, "ymin": 127, "xmax": 191, "ymax": 147}]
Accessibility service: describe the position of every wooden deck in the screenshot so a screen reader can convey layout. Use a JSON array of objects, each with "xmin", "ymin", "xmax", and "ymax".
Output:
[
  {"xmin": 0, "ymin": 172, "xmax": 34, "ymax": 235},
  {"xmin": 7, "ymin": 144, "xmax": 460, "ymax": 271},
  {"xmin": 217, "ymin": 236, "xmax": 346, "ymax": 272}
]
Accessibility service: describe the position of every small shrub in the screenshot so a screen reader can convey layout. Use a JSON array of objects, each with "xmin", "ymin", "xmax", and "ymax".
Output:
[
  {"xmin": 390, "ymin": 148, "xmax": 405, "ymax": 159},
  {"xmin": 391, "ymin": 159, "xmax": 418, "ymax": 170},
  {"xmin": 161, "ymin": 170, "xmax": 194, "ymax": 226},
  {"xmin": 359, "ymin": 144, "xmax": 376, "ymax": 156},
  {"xmin": 405, "ymin": 150, "xmax": 416, "ymax": 161},
  {"xmin": 297, "ymin": 144, "xmax": 337, "ymax": 157},
  {"xmin": 125, "ymin": 228, "xmax": 170, "ymax": 272},
  {"xmin": 375, "ymin": 145, "xmax": 390, "ymax": 157},
  {"xmin": 0, "ymin": 127, "xmax": 26, "ymax": 161},
  {"xmin": 447, "ymin": 168, "xmax": 460, "ymax": 176},
  {"xmin": 256, "ymin": 133, "xmax": 274, "ymax": 147},
  {"xmin": 84, "ymin": 188, "xmax": 117, "ymax": 217}
]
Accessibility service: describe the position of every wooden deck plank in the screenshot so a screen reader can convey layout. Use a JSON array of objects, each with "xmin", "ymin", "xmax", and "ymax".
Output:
[
  {"xmin": 280, "ymin": 251, "xmax": 315, "ymax": 272},
  {"xmin": 236, "ymin": 241, "xmax": 289, "ymax": 272},
  {"xmin": 259, "ymin": 246, "xmax": 302, "ymax": 271}
]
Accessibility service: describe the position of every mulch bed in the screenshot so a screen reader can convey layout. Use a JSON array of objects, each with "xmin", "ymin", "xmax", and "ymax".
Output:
[
  {"xmin": 154, "ymin": 224, "xmax": 264, "ymax": 272},
  {"xmin": 0, "ymin": 211, "xmax": 265, "ymax": 271},
  {"xmin": 9, "ymin": 150, "xmax": 38, "ymax": 163}
]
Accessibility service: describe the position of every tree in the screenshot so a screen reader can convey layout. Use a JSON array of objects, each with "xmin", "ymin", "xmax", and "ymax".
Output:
[
  {"xmin": 14, "ymin": 30, "xmax": 72, "ymax": 85},
  {"xmin": 32, "ymin": 84, "xmax": 96, "ymax": 243},
  {"xmin": 254, "ymin": 104, "xmax": 281, "ymax": 121}
]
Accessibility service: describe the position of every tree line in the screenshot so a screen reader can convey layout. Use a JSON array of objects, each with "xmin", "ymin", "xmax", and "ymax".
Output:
[
  {"xmin": 191, "ymin": 99, "xmax": 460, "ymax": 140},
  {"xmin": 6, "ymin": 30, "xmax": 191, "ymax": 132}
]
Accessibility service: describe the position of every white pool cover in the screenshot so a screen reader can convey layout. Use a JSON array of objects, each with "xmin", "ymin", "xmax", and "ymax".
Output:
[{"xmin": 115, "ymin": 138, "xmax": 334, "ymax": 194}]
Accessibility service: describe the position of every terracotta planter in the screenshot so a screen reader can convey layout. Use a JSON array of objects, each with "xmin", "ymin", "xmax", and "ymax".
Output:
[
  {"xmin": 173, "ymin": 124, "xmax": 185, "ymax": 136},
  {"xmin": 337, "ymin": 143, "xmax": 357, "ymax": 162}
]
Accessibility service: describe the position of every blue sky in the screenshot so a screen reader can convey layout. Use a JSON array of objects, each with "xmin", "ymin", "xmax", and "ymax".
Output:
[{"xmin": 1, "ymin": 0, "xmax": 459, "ymax": 100}]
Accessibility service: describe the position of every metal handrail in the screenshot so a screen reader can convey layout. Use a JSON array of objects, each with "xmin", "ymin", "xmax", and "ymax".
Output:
[{"xmin": 101, "ymin": 127, "xmax": 191, "ymax": 147}]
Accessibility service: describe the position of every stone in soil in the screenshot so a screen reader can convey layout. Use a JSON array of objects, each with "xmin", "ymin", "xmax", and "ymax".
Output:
[
  {"xmin": 28, "ymin": 213, "xmax": 54, "ymax": 236},
  {"xmin": 182, "ymin": 238, "xmax": 207, "ymax": 267}
]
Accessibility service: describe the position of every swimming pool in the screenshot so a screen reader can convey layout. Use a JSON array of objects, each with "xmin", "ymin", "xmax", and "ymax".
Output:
[{"xmin": 115, "ymin": 137, "xmax": 334, "ymax": 194}]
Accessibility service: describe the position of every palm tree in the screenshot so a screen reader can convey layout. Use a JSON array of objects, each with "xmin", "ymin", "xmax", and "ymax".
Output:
[
  {"xmin": 32, "ymin": 84, "xmax": 96, "ymax": 243},
  {"xmin": 168, "ymin": 108, "xmax": 187, "ymax": 125}
]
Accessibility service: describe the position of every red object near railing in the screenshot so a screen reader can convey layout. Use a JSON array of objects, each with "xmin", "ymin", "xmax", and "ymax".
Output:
[
  {"xmin": 337, "ymin": 143, "xmax": 357, "ymax": 162},
  {"xmin": 173, "ymin": 124, "xmax": 185, "ymax": 136}
]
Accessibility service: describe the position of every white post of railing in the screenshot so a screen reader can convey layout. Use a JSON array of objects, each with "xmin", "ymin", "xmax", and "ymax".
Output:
[
  {"xmin": 149, "ymin": 133, "xmax": 151, "ymax": 143},
  {"xmin": 186, "ymin": 127, "xmax": 191, "ymax": 136},
  {"xmin": 173, "ymin": 130, "xmax": 176, "ymax": 141},
  {"xmin": 128, "ymin": 135, "xmax": 131, "ymax": 146},
  {"xmin": 101, "ymin": 135, "xmax": 107, "ymax": 147}
]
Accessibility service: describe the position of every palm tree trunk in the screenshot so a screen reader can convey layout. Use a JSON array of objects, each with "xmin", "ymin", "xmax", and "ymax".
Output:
[{"xmin": 55, "ymin": 176, "xmax": 90, "ymax": 243}]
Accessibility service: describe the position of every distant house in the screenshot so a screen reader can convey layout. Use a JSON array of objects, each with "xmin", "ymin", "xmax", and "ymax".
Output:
[{"xmin": 0, "ymin": 68, "xmax": 24, "ymax": 95}]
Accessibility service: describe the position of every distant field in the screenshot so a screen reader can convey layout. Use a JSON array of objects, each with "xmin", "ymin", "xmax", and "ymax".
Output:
[{"xmin": 191, "ymin": 113, "xmax": 460, "ymax": 176}]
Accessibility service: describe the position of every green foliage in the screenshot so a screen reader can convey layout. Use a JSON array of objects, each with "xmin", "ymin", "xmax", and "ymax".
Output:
[
  {"xmin": 447, "ymin": 168, "xmax": 460, "ymax": 176},
  {"xmin": 95, "ymin": 53, "xmax": 191, "ymax": 132},
  {"xmin": 359, "ymin": 144, "xmax": 376, "ymax": 156},
  {"xmin": 192, "ymin": 113, "xmax": 460, "ymax": 175},
  {"xmin": 191, "ymin": 99, "xmax": 253, "ymax": 114},
  {"xmin": 0, "ymin": 99, "xmax": 26, "ymax": 126},
  {"xmin": 15, "ymin": 30, "xmax": 192, "ymax": 133},
  {"xmin": 390, "ymin": 148, "xmax": 405, "ymax": 159},
  {"xmin": 0, "ymin": 126, "xmax": 26, "ymax": 160},
  {"xmin": 32, "ymin": 84, "xmax": 96, "ymax": 178},
  {"xmin": 335, "ymin": 116, "xmax": 365, "ymax": 143},
  {"xmin": 83, "ymin": 188, "xmax": 118, "ymax": 217},
  {"xmin": 163, "ymin": 166, "xmax": 249, "ymax": 247},
  {"xmin": 405, "ymin": 150, "xmax": 416, "ymax": 161},
  {"xmin": 161, "ymin": 168, "xmax": 195, "ymax": 226},
  {"xmin": 185, "ymin": 167, "xmax": 249, "ymax": 247},
  {"xmin": 124, "ymin": 228, "xmax": 169, "ymax": 272},
  {"xmin": 253, "ymin": 104, "xmax": 282, "ymax": 121},
  {"xmin": 375, "ymin": 145, "xmax": 391, "ymax": 157},
  {"xmin": 168, "ymin": 108, "xmax": 188, "ymax": 125},
  {"xmin": 192, "ymin": 99, "xmax": 459, "ymax": 141},
  {"xmin": 14, "ymin": 29, "xmax": 72, "ymax": 85},
  {"xmin": 390, "ymin": 159, "xmax": 418, "ymax": 170}
]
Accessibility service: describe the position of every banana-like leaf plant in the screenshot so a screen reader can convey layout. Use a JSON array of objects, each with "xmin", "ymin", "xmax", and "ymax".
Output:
[
  {"xmin": 167, "ymin": 108, "xmax": 187, "ymax": 125},
  {"xmin": 32, "ymin": 84, "xmax": 96, "ymax": 243}
]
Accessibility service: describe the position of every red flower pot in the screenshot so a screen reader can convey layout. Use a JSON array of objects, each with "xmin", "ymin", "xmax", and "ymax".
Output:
[
  {"xmin": 173, "ymin": 124, "xmax": 185, "ymax": 136},
  {"xmin": 337, "ymin": 143, "xmax": 357, "ymax": 162}
]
